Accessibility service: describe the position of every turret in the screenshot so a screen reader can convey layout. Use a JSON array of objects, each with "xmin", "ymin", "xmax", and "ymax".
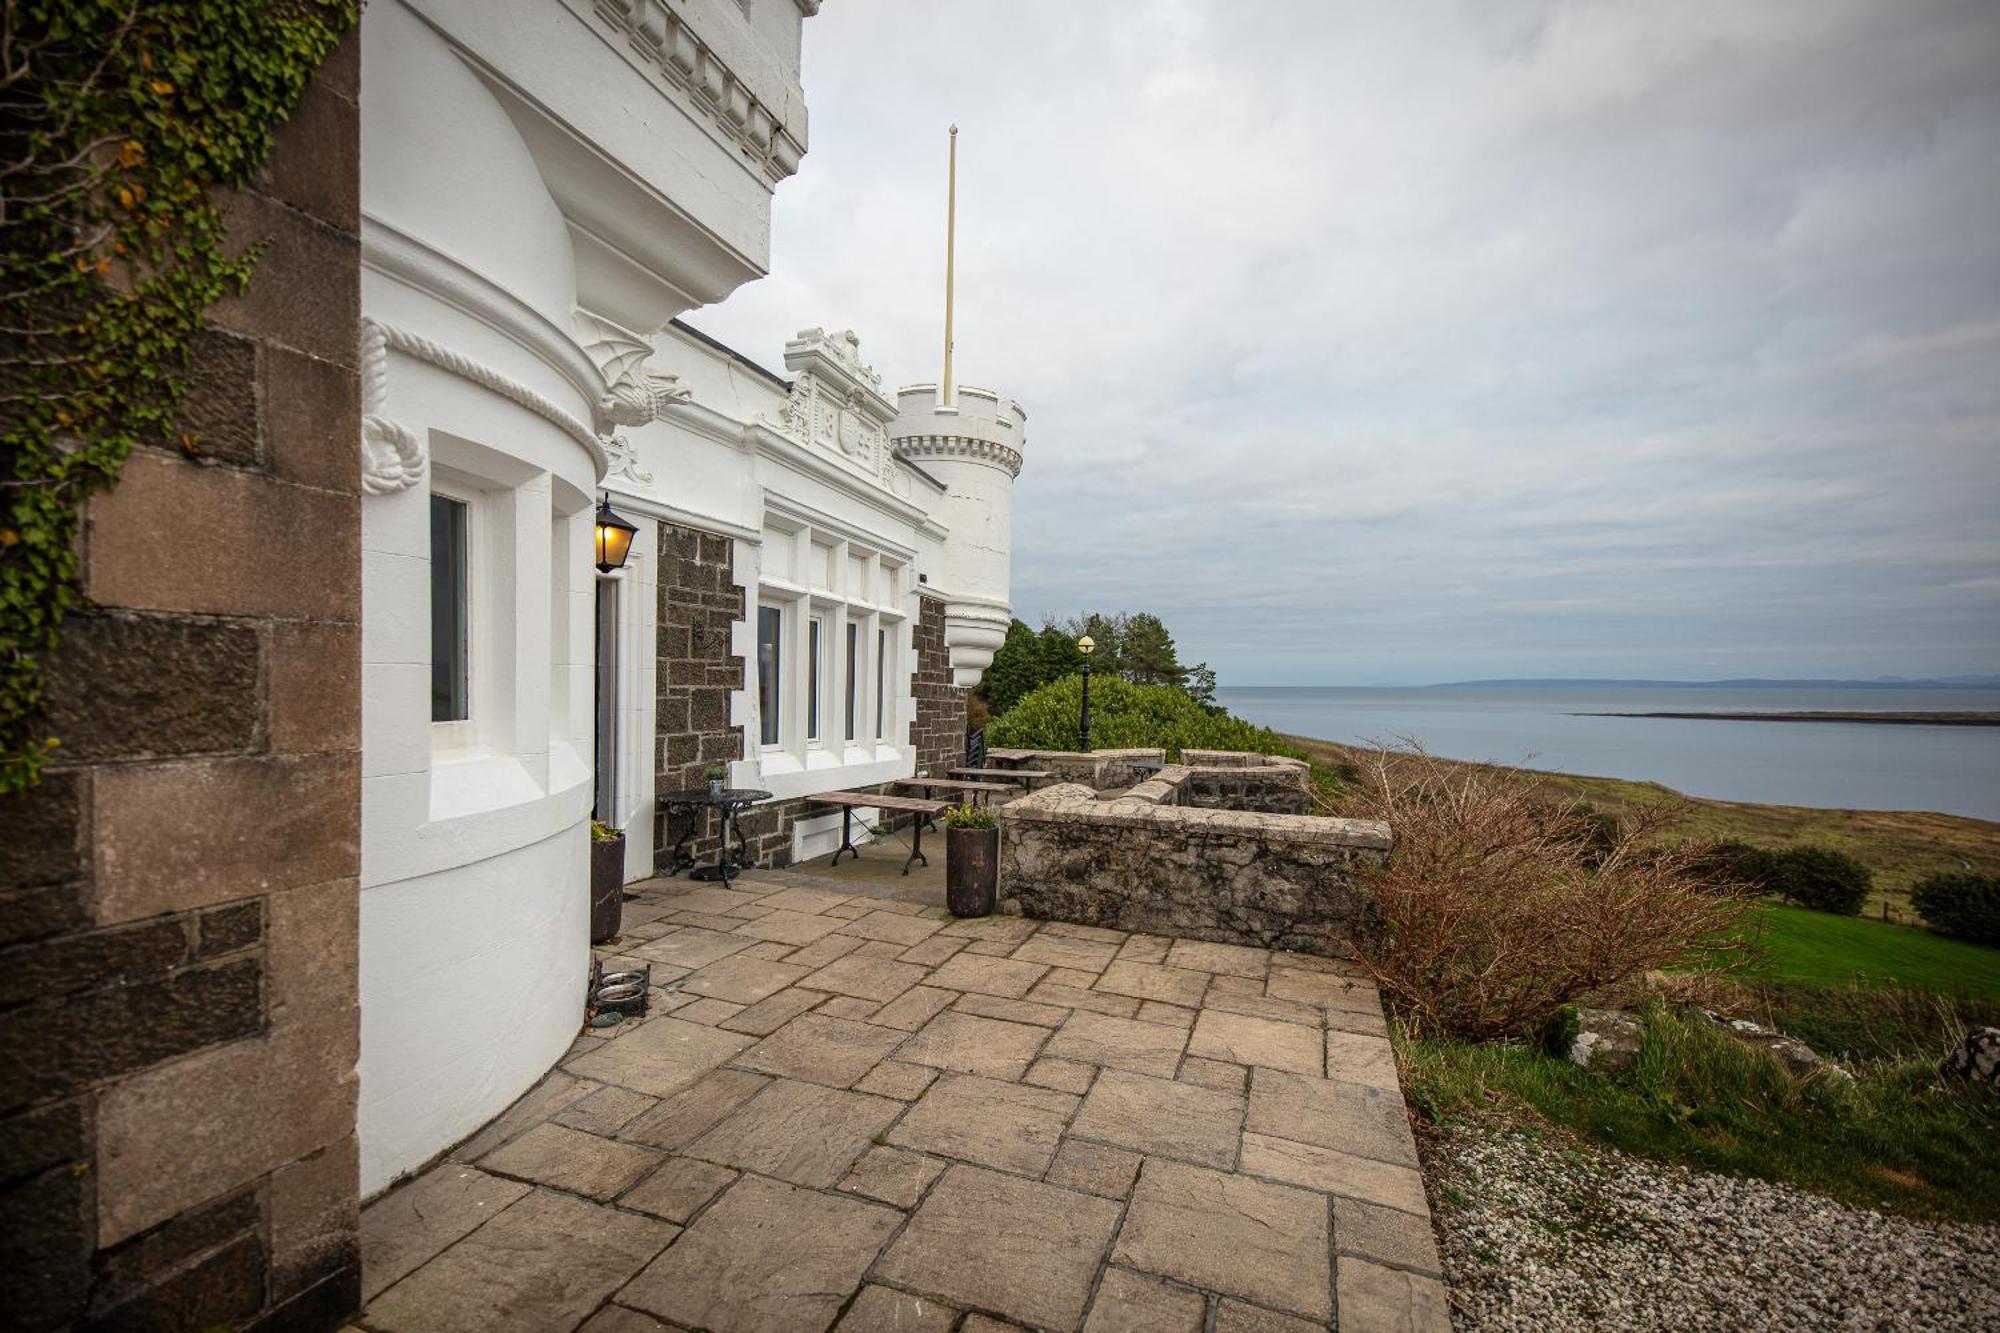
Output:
[{"xmin": 889, "ymin": 383, "xmax": 1025, "ymax": 686}]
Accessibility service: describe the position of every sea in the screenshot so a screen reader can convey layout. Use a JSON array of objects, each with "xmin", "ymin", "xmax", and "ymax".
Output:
[{"xmin": 1214, "ymin": 683, "xmax": 2000, "ymax": 822}]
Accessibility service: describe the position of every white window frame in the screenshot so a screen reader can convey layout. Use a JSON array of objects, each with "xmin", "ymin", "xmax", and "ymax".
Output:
[{"xmin": 429, "ymin": 477, "xmax": 483, "ymax": 756}]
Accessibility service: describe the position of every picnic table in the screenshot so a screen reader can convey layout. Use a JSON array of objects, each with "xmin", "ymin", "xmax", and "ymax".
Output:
[
  {"xmin": 895, "ymin": 776, "xmax": 1016, "ymax": 808},
  {"xmin": 807, "ymin": 791, "xmax": 949, "ymax": 874},
  {"xmin": 948, "ymin": 766, "xmax": 1052, "ymax": 791}
]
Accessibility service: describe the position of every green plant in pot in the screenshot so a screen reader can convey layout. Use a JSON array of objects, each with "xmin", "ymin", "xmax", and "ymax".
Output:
[
  {"xmin": 589, "ymin": 821, "xmax": 626, "ymax": 944},
  {"xmin": 944, "ymin": 803, "xmax": 1000, "ymax": 918},
  {"xmin": 704, "ymin": 765, "xmax": 728, "ymax": 798}
]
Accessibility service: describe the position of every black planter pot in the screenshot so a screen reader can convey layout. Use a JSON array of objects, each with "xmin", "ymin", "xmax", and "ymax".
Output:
[
  {"xmin": 590, "ymin": 834, "xmax": 626, "ymax": 944},
  {"xmin": 946, "ymin": 825, "xmax": 999, "ymax": 918}
]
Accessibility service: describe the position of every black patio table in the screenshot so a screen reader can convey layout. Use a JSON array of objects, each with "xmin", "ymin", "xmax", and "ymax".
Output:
[{"xmin": 657, "ymin": 787, "xmax": 773, "ymax": 887}]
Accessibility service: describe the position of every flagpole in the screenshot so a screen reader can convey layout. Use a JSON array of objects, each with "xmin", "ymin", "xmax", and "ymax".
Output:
[{"xmin": 942, "ymin": 124, "xmax": 958, "ymax": 406}]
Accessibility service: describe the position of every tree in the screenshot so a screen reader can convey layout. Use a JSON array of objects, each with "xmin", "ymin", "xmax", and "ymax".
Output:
[
  {"xmin": 983, "ymin": 620, "xmax": 1046, "ymax": 716},
  {"xmin": 1119, "ymin": 613, "xmax": 1184, "ymax": 687},
  {"xmin": 1184, "ymin": 662, "xmax": 1218, "ymax": 708}
]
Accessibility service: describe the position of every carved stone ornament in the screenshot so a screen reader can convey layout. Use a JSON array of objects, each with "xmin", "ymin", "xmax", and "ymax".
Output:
[
  {"xmin": 576, "ymin": 309, "xmax": 692, "ymax": 433},
  {"xmin": 360, "ymin": 319, "xmax": 425, "ymax": 495},
  {"xmin": 601, "ymin": 431, "xmax": 654, "ymax": 487}
]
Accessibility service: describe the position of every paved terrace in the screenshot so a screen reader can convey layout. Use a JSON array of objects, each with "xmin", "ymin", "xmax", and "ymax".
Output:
[{"xmin": 353, "ymin": 863, "xmax": 1450, "ymax": 1332}]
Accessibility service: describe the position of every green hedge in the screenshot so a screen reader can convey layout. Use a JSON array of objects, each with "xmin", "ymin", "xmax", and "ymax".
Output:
[
  {"xmin": 1911, "ymin": 872, "xmax": 2000, "ymax": 946},
  {"xmin": 1762, "ymin": 846, "xmax": 1873, "ymax": 916},
  {"xmin": 986, "ymin": 675, "xmax": 1299, "ymax": 760}
]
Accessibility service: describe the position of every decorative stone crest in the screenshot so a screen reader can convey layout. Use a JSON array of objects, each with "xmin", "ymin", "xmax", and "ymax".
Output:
[{"xmin": 766, "ymin": 328, "xmax": 898, "ymax": 483}]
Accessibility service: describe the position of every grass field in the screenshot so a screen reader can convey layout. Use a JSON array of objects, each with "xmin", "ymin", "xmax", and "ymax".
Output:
[
  {"xmin": 1737, "ymin": 902, "xmax": 2000, "ymax": 997},
  {"xmin": 1292, "ymin": 734, "xmax": 2000, "ymax": 920}
]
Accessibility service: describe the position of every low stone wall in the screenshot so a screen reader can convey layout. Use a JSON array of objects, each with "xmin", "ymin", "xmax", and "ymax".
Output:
[{"xmin": 996, "ymin": 760, "xmax": 1391, "ymax": 957}]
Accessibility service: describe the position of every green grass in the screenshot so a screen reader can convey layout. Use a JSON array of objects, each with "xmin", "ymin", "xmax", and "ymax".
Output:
[
  {"xmin": 1735, "ymin": 902, "xmax": 2000, "ymax": 998},
  {"xmin": 1399, "ymin": 1006, "xmax": 2000, "ymax": 1223}
]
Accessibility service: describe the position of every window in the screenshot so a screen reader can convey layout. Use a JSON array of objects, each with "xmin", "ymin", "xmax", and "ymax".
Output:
[
  {"xmin": 875, "ymin": 627, "xmax": 887, "ymax": 741},
  {"xmin": 430, "ymin": 494, "xmax": 469, "ymax": 722},
  {"xmin": 757, "ymin": 606, "xmax": 782, "ymax": 745},
  {"xmin": 845, "ymin": 622, "xmax": 859, "ymax": 741},
  {"xmin": 593, "ymin": 579, "xmax": 618, "ymax": 820},
  {"xmin": 807, "ymin": 616, "xmax": 824, "ymax": 742}
]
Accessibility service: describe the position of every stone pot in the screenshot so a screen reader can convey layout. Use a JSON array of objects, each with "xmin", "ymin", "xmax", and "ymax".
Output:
[
  {"xmin": 946, "ymin": 825, "xmax": 999, "ymax": 917},
  {"xmin": 590, "ymin": 833, "xmax": 626, "ymax": 944},
  {"xmin": 708, "ymin": 778, "xmax": 724, "ymax": 798}
]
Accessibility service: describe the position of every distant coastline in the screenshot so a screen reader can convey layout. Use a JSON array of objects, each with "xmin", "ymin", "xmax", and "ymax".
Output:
[{"xmin": 1575, "ymin": 711, "xmax": 2000, "ymax": 726}]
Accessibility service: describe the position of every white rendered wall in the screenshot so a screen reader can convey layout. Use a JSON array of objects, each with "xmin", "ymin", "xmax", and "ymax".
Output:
[{"xmin": 356, "ymin": 2, "xmax": 607, "ymax": 1194}]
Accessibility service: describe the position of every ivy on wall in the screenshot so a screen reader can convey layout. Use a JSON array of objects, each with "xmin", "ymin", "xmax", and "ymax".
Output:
[{"xmin": 0, "ymin": 0, "xmax": 357, "ymax": 792}]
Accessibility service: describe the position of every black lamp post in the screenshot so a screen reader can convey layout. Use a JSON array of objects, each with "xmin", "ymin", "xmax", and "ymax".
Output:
[
  {"xmin": 1077, "ymin": 633, "xmax": 1095, "ymax": 752},
  {"xmin": 594, "ymin": 494, "xmax": 639, "ymax": 573}
]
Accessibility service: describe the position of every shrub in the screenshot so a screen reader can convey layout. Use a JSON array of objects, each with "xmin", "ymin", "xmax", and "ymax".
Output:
[
  {"xmin": 943, "ymin": 802, "xmax": 996, "ymax": 830},
  {"xmin": 986, "ymin": 675, "xmax": 1300, "ymax": 760},
  {"xmin": 1333, "ymin": 747, "xmax": 1748, "ymax": 1041},
  {"xmin": 1687, "ymin": 839, "xmax": 1776, "ymax": 894},
  {"xmin": 1911, "ymin": 872, "xmax": 2000, "ymax": 945},
  {"xmin": 1763, "ymin": 846, "xmax": 1872, "ymax": 916}
]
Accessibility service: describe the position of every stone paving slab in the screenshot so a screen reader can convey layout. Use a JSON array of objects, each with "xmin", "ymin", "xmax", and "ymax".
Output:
[{"xmin": 356, "ymin": 867, "xmax": 1446, "ymax": 1333}]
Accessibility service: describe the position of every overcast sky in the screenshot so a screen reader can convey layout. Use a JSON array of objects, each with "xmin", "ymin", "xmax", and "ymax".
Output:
[{"xmin": 686, "ymin": 0, "xmax": 2000, "ymax": 686}]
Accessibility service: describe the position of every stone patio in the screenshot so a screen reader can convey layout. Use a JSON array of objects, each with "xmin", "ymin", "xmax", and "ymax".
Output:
[{"xmin": 351, "ymin": 864, "xmax": 1450, "ymax": 1332}]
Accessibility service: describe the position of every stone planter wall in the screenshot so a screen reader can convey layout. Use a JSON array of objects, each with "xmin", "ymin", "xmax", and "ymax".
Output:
[{"xmin": 995, "ymin": 754, "xmax": 1391, "ymax": 957}]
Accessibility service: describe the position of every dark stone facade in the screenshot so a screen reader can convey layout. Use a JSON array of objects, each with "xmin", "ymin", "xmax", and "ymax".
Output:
[
  {"xmin": 653, "ymin": 543, "xmax": 970, "ymax": 875},
  {"xmin": 911, "ymin": 594, "xmax": 968, "ymax": 780},
  {"xmin": 653, "ymin": 522, "xmax": 748, "ymax": 871},
  {"xmin": 0, "ymin": 35, "xmax": 362, "ymax": 1332}
]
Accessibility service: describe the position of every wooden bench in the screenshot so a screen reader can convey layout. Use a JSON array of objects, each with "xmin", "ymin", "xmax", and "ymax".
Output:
[
  {"xmin": 949, "ymin": 767, "xmax": 1053, "ymax": 791},
  {"xmin": 986, "ymin": 748, "xmax": 1036, "ymax": 763},
  {"xmin": 807, "ymin": 791, "xmax": 949, "ymax": 875},
  {"xmin": 896, "ymin": 777, "xmax": 1016, "ymax": 808}
]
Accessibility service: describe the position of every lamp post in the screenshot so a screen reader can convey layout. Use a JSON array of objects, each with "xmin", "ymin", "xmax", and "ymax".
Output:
[
  {"xmin": 1077, "ymin": 634, "xmax": 1095, "ymax": 752},
  {"xmin": 594, "ymin": 494, "xmax": 639, "ymax": 574}
]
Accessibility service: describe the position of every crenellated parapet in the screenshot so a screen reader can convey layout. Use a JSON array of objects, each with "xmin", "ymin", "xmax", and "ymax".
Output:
[{"xmin": 889, "ymin": 384, "xmax": 1026, "ymax": 687}]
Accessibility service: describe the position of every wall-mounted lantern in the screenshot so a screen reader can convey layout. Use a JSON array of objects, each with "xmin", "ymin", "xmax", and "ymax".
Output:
[{"xmin": 594, "ymin": 495, "xmax": 639, "ymax": 574}]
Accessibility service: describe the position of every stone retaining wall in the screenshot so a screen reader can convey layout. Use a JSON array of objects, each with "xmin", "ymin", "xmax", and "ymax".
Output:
[{"xmin": 994, "ymin": 752, "xmax": 1389, "ymax": 957}]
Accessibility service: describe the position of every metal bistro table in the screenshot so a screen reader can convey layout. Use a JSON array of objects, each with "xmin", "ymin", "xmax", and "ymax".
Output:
[{"xmin": 658, "ymin": 787, "xmax": 773, "ymax": 887}]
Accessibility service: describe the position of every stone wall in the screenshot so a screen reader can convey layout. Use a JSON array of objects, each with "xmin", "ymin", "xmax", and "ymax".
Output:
[
  {"xmin": 0, "ymin": 35, "xmax": 363, "ymax": 1331},
  {"xmin": 997, "ymin": 772, "xmax": 1391, "ymax": 957},
  {"xmin": 653, "ymin": 522, "xmax": 748, "ymax": 871},
  {"xmin": 910, "ymin": 593, "xmax": 967, "ymax": 779}
]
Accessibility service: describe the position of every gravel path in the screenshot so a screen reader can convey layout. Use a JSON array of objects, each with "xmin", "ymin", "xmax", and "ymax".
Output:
[{"xmin": 1424, "ymin": 1121, "xmax": 2000, "ymax": 1331}]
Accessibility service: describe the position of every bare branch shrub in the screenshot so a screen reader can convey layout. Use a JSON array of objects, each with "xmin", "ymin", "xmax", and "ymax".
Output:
[{"xmin": 1326, "ymin": 745, "xmax": 1750, "ymax": 1041}]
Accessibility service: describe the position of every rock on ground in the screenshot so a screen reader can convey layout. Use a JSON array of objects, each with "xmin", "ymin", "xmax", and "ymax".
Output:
[{"xmin": 1422, "ymin": 1120, "xmax": 2000, "ymax": 1331}]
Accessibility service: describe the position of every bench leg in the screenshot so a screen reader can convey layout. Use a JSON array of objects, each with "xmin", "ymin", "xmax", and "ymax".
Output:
[
  {"xmin": 830, "ymin": 806, "xmax": 861, "ymax": 866},
  {"xmin": 903, "ymin": 813, "xmax": 927, "ymax": 875}
]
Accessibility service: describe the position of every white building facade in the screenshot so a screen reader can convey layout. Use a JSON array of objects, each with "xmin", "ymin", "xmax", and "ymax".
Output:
[{"xmin": 355, "ymin": 0, "xmax": 1020, "ymax": 1193}]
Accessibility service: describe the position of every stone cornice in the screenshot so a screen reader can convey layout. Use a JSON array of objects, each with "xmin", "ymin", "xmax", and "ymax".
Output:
[
  {"xmin": 892, "ymin": 434, "xmax": 1025, "ymax": 478},
  {"xmin": 583, "ymin": 0, "xmax": 807, "ymax": 185}
]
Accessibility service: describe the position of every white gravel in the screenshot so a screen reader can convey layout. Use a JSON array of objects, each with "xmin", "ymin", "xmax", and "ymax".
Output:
[{"xmin": 1425, "ymin": 1121, "xmax": 2000, "ymax": 1331}]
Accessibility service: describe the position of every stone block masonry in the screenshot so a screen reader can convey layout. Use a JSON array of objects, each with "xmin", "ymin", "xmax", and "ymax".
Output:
[
  {"xmin": 655, "ymin": 549, "xmax": 969, "ymax": 874},
  {"xmin": 0, "ymin": 33, "xmax": 363, "ymax": 1332},
  {"xmin": 911, "ymin": 593, "xmax": 968, "ymax": 780},
  {"xmin": 997, "ymin": 756, "xmax": 1391, "ymax": 956}
]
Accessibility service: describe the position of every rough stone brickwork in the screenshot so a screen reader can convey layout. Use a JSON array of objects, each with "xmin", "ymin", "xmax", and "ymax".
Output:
[
  {"xmin": 997, "ymin": 759, "xmax": 1392, "ymax": 957},
  {"xmin": 654, "ymin": 554, "xmax": 963, "ymax": 875},
  {"xmin": 0, "ymin": 35, "xmax": 363, "ymax": 1332},
  {"xmin": 911, "ymin": 593, "xmax": 967, "ymax": 779},
  {"xmin": 653, "ymin": 522, "xmax": 748, "ymax": 872}
]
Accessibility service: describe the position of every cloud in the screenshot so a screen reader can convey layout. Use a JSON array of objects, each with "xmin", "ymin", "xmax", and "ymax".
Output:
[{"xmin": 686, "ymin": 0, "xmax": 2000, "ymax": 684}]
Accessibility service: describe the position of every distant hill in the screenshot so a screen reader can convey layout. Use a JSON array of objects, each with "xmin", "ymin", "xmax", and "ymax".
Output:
[{"xmin": 1426, "ymin": 676, "xmax": 2000, "ymax": 690}]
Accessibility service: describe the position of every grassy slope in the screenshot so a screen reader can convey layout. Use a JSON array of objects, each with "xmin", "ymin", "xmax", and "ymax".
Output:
[
  {"xmin": 1739, "ymin": 902, "xmax": 2000, "ymax": 997},
  {"xmin": 1400, "ymin": 1008, "xmax": 2000, "ymax": 1224},
  {"xmin": 1292, "ymin": 734, "xmax": 2000, "ymax": 918}
]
